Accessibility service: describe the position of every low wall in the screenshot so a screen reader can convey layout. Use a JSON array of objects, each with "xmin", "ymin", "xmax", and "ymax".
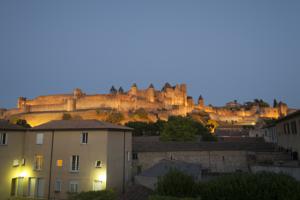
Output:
[
  {"xmin": 134, "ymin": 151, "xmax": 249, "ymax": 174},
  {"xmin": 251, "ymin": 165, "xmax": 300, "ymax": 181}
]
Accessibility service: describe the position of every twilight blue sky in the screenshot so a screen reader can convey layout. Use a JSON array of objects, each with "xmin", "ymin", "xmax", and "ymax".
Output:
[{"xmin": 0, "ymin": 1, "xmax": 299, "ymax": 109}]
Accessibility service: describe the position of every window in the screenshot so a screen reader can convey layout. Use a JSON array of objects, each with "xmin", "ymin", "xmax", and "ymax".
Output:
[
  {"xmin": 127, "ymin": 151, "xmax": 131, "ymax": 161},
  {"xmin": 291, "ymin": 121, "xmax": 297, "ymax": 134},
  {"xmin": 69, "ymin": 181, "xmax": 79, "ymax": 193},
  {"xmin": 54, "ymin": 179, "xmax": 62, "ymax": 192},
  {"xmin": 11, "ymin": 177, "xmax": 24, "ymax": 197},
  {"xmin": 132, "ymin": 152, "xmax": 138, "ymax": 160},
  {"xmin": 56, "ymin": 160, "xmax": 63, "ymax": 167},
  {"xmin": 80, "ymin": 132, "xmax": 88, "ymax": 144},
  {"xmin": 0, "ymin": 133, "xmax": 7, "ymax": 145},
  {"xmin": 95, "ymin": 160, "xmax": 102, "ymax": 168},
  {"xmin": 287, "ymin": 123, "xmax": 290, "ymax": 134},
  {"xmin": 70, "ymin": 155, "xmax": 79, "ymax": 172},
  {"xmin": 34, "ymin": 155, "xmax": 43, "ymax": 170},
  {"xmin": 28, "ymin": 178, "xmax": 44, "ymax": 197},
  {"xmin": 36, "ymin": 133, "xmax": 44, "ymax": 144}
]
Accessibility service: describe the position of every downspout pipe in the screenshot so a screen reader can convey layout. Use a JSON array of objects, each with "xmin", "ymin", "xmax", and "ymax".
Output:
[{"xmin": 48, "ymin": 130, "xmax": 54, "ymax": 200}]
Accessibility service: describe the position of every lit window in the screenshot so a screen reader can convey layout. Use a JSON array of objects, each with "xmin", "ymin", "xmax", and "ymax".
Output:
[
  {"xmin": 36, "ymin": 133, "xmax": 44, "ymax": 145},
  {"xmin": 34, "ymin": 155, "xmax": 43, "ymax": 170},
  {"xmin": 70, "ymin": 155, "xmax": 79, "ymax": 172},
  {"xmin": 54, "ymin": 179, "xmax": 62, "ymax": 192},
  {"xmin": 80, "ymin": 132, "xmax": 88, "ymax": 144},
  {"xmin": 56, "ymin": 160, "xmax": 63, "ymax": 167},
  {"xmin": 0, "ymin": 133, "xmax": 7, "ymax": 145},
  {"xmin": 69, "ymin": 181, "xmax": 79, "ymax": 193}
]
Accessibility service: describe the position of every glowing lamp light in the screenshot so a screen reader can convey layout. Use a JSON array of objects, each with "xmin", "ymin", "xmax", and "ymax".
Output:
[
  {"xmin": 98, "ymin": 173, "xmax": 106, "ymax": 182},
  {"xmin": 19, "ymin": 171, "xmax": 28, "ymax": 177}
]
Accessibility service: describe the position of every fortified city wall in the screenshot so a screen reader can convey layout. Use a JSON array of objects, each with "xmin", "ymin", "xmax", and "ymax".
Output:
[{"xmin": 0, "ymin": 83, "xmax": 288, "ymax": 126}]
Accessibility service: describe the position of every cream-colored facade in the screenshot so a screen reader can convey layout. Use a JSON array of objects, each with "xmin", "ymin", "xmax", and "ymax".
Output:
[
  {"xmin": 276, "ymin": 110, "xmax": 300, "ymax": 160},
  {"xmin": 0, "ymin": 120, "xmax": 132, "ymax": 200}
]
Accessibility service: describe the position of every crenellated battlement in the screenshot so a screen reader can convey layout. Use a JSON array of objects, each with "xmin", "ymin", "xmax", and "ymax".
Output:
[{"xmin": 1, "ymin": 83, "xmax": 289, "ymax": 126}]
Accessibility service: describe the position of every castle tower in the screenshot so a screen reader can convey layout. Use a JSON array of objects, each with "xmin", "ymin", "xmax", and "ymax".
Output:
[
  {"xmin": 73, "ymin": 88, "xmax": 84, "ymax": 99},
  {"xmin": 278, "ymin": 102, "xmax": 288, "ymax": 117},
  {"xmin": 17, "ymin": 97, "xmax": 26, "ymax": 109},
  {"xmin": 198, "ymin": 95, "xmax": 204, "ymax": 107},
  {"xmin": 146, "ymin": 84, "xmax": 155, "ymax": 103},
  {"xmin": 129, "ymin": 83, "xmax": 138, "ymax": 96},
  {"xmin": 187, "ymin": 96, "xmax": 194, "ymax": 107},
  {"xmin": 67, "ymin": 98, "xmax": 76, "ymax": 112}
]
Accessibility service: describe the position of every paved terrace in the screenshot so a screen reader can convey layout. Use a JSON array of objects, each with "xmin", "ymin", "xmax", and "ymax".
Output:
[{"xmin": 133, "ymin": 136, "xmax": 277, "ymax": 152}]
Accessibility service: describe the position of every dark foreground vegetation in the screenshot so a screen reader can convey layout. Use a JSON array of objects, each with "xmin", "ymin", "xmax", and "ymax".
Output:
[
  {"xmin": 154, "ymin": 170, "xmax": 300, "ymax": 200},
  {"xmin": 68, "ymin": 190, "xmax": 116, "ymax": 200}
]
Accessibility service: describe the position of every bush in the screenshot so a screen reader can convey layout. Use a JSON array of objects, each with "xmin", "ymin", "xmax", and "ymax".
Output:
[
  {"xmin": 198, "ymin": 172, "xmax": 300, "ymax": 200},
  {"xmin": 156, "ymin": 170, "xmax": 300, "ymax": 200},
  {"xmin": 156, "ymin": 169, "xmax": 198, "ymax": 198},
  {"xmin": 62, "ymin": 113, "xmax": 72, "ymax": 120},
  {"xmin": 149, "ymin": 195, "xmax": 201, "ymax": 200},
  {"xmin": 68, "ymin": 190, "xmax": 116, "ymax": 200},
  {"xmin": 125, "ymin": 121, "xmax": 165, "ymax": 136},
  {"xmin": 133, "ymin": 108, "xmax": 149, "ymax": 119},
  {"xmin": 106, "ymin": 112, "xmax": 124, "ymax": 124}
]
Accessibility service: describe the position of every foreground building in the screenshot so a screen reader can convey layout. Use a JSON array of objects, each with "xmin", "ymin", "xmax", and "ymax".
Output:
[
  {"xmin": 132, "ymin": 136, "xmax": 289, "ymax": 175},
  {"xmin": 276, "ymin": 110, "xmax": 300, "ymax": 160},
  {"xmin": 0, "ymin": 120, "xmax": 132, "ymax": 200}
]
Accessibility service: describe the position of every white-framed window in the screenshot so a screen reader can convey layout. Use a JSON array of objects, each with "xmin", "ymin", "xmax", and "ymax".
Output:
[
  {"xmin": 34, "ymin": 155, "xmax": 43, "ymax": 170},
  {"xmin": 127, "ymin": 151, "xmax": 131, "ymax": 162},
  {"xmin": 36, "ymin": 133, "xmax": 44, "ymax": 145},
  {"xmin": 0, "ymin": 133, "xmax": 7, "ymax": 145},
  {"xmin": 80, "ymin": 132, "xmax": 88, "ymax": 144},
  {"xmin": 54, "ymin": 179, "xmax": 62, "ymax": 192},
  {"xmin": 70, "ymin": 155, "xmax": 79, "ymax": 172},
  {"xmin": 69, "ymin": 181, "xmax": 79, "ymax": 193},
  {"xmin": 95, "ymin": 160, "xmax": 102, "ymax": 168}
]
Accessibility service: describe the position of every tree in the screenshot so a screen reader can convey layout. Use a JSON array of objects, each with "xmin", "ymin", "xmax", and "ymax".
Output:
[
  {"xmin": 10, "ymin": 118, "xmax": 31, "ymax": 128},
  {"xmin": 160, "ymin": 116, "xmax": 198, "ymax": 141},
  {"xmin": 206, "ymin": 119, "xmax": 218, "ymax": 134},
  {"xmin": 106, "ymin": 111, "xmax": 124, "ymax": 124},
  {"xmin": 273, "ymin": 99, "xmax": 278, "ymax": 108}
]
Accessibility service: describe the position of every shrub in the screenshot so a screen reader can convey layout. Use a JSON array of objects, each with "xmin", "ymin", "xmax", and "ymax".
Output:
[
  {"xmin": 156, "ymin": 170, "xmax": 300, "ymax": 200},
  {"xmin": 68, "ymin": 190, "xmax": 116, "ymax": 200},
  {"xmin": 149, "ymin": 195, "xmax": 201, "ymax": 200},
  {"xmin": 106, "ymin": 112, "xmax": 124, "ymax": 124},
  {"xmin": 133, "ymin": 108, "xmax": 149, "ymax": 119},
  {"xmin": 62, "ymin": 113, "xmax": 72, "ymax": 120},
  {"xmin": 156, "ymin": 169, "xmax": 198, "ymax": 198},
  {"xmin": 198, "ymin": 172, "xmax": 300, "ymax": 200}
]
